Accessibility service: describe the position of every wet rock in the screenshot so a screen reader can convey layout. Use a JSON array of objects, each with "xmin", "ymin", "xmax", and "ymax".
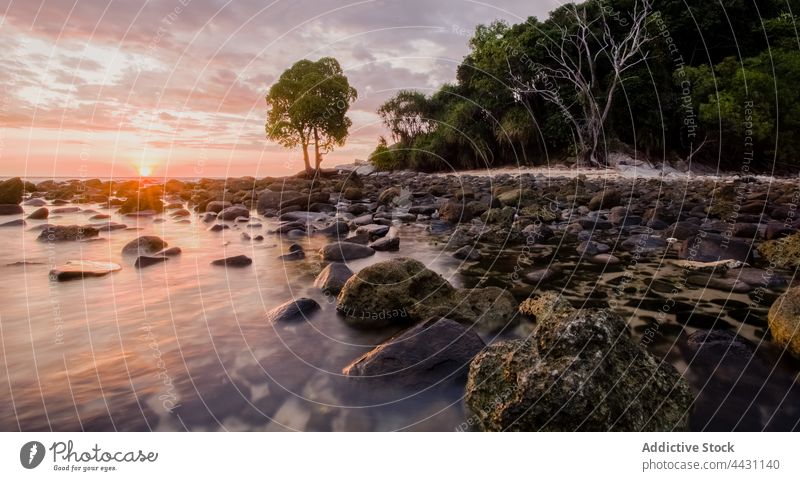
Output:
[
  {"xmin": 24, "ymin": 198, "xmax": 47, "ymax": 207},
  {"xmin": 765, "ymin": 222, "xmax": 795, "ymax": 240},
  {"xmin": 205, "ymin": 201, "xmax": 231, "ymax": 214},
  {"xmin": 0, "ymin": 204, "xmax": 23, "ymax": 215},
  {"xmin": 608, "ymin": 207, "xmax": 641, "ymax": 226},
  {"xmin": 687, "ymin": 274, "xmax": 751, "ymax": 293},
  {"xmin": 92, "ymin": 221, "xmax": 127, "ymax": 232},
  {"xmin": 665, "ymin": 221, "xmax": 701, "ymax": 240},
  {"xmin": 732, "ymin": 223, "xmax": 759, "ymax": 238},
  {"xmin": 439, "ymin": 200, "xmax": 473, "ymax": 224},
  {"xmin": 426, "ymin": 220, "xmax": 453, "ymax": 235},
  {"xmin": 523, "ymin": 267, "xmax": 560, "ymax": 285},
  {"xmin": 49, "ymin": 260, "xmax": 122, "ymax": 281},
  {"xmin": 480, "ymin": 206, "xmax": 515, "ymax": 225},
  {"xmin": 211, "ymin": 254, "xmax": 252, "ymax": 267},
  {"xmin": 317, "ymin": 221, "xmax": 349, "ymax": 237},
  {"xmin": 356, "ymin": 224, "xmax": 390, "ymax": 239},
  {"xmin": 0, "ymin": 177, "xmax": 24, "ymax": 204},
  {"xmin": 267, "ymin": 297, "xmax": 321, "ymax": 323},
  {"xmin": 122, "ymin": 236, "xmax": 167, "ymax": 255},
  {"xmin": 577, "ymin": 240, "xmax": 610, "ymax": 256},
  {"xmin": 0, "ymin": 218, "xmax": 25, "ymax": 227},
  {"xmin": 314, "ymin": 262, "xmax": 353, "ymax": 295},
  {"xmin": 351, "ymin": 214, "xmax": 374, "ymax": 226},
  {"xmin": 342, "ymin": 318, "xmax": 485, "ymax": 389},
  {"xmin": 26, "ymin": 207, "xmax": 49, "ymax": 220},
  {"xmin": 202, "ymin": 212, "xmax": 216, "ymax": 223},
  {"xmin": 51, "ymin": 207, "xmax": 81, "ymax": 214},
  {"xmin": 767, "ymin": 288, "xmax": 800, "ymax": 357},
  {"xmin": 453, "ymin": 246, "xmax": 481, "ymax": 261},
  {"xmin": 589, "ymin": 253, "xmax": 620, "ymax": 265},
  {"xmin": 728, "ymin": 267, "xmax": 786, "ymax": 289},
  {"xmin": 278, "ymin": 244, "xmax": 305, "ymax": 261},
  {"xmin": 217, "ymin": 204, "xmax": 249, "ymax": 221},
  {"xmin": 588, "ymin": 189, "xmax": 622, "ymax": 211},
  {"xmin": 343, "ymin": 187, "xmax": 362, "ymax": 200},
  {"xmin": 676, "ymin": 329, "xmax": 800, "ymax": 430},
  {"xmin": 758, "ymin": 232, "xmax": 800, "ymax": 268},
  {"xmin": 257, "ymin": 190, "xmax": 299, "ymax": 214},
  {"xmin": 320, "ymin": 242, "xmax": 375, "ymax": 261},
  {"xmin": 134, "ymin": 256, "xmax": 168, "ymax": 269},
  {"xmin": 621, "ymin": 233, "xmax": 668, "ymax": 253},
  {"xmin": 171, "ymin": 208, "xmax": 191, "ymax": 218},
  {"xmin": 459, "ymin": 286, "xmax": 519, "ymax": 331},
  {"xmin": 337, "ymin": 258, "xmax": 517, "ymax": 330},
  {"xmin": 517, "ymin": 291, "xmax": 574, "ymax": 319},
  {"xmin": 409, "ymin": 205, "xmax": 436, "ymax": 216},
  {"xmin": 521, "ymin": 223, "xmax": 554, "ymax": 242},
  {"xmin": 577, "ymin": 218, "xmax": 612, "ymax": 230},
  {"xmin": 38, "ymin": 225, "xmax": 99, "ymax": 242},
  {"xmin": 208, "ymin": 224, "xmax": 229, "ymax": 232},
  {"xmin": 156, "ymin": 247, "xmax": 182, "ymax": 257},
  {"xmin": 465, "ymin": 292, "xmax": 693, "ymax": 431},
  {"xmin": 679, "ymin": 234, "xmax": 752, "ymax": 263},
  {"xmin": 377, "ymin": 187, "xmax": 400, "ymax": 205},
  {"xmin": 368, "ymin": 234, "xmax": 400, "ymax": 251}
]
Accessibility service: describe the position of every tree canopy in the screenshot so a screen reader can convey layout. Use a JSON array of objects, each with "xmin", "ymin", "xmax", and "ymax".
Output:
[
  {"xmin": 265, "ymin": 57, "xmax": 357, "ymax": 174},
  {"xmin": 372, "ymin": 0, "xmax": 800, "ymax": 173}
]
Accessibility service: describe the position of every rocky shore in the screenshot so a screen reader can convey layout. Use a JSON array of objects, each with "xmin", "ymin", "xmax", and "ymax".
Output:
[{"xmin": 2, "ymin": 167, "xmax": 800, "ymax": 431}]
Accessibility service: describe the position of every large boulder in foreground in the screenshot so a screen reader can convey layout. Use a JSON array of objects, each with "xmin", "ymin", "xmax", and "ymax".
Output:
[
  {"xmin": 336, "ymin": 258, "xmax": 518, "ymax": 330},
  {"xmin": 465, "ymin": 292, "xmax": 693, "ymax": 431},
  {"xmin": 343, "ymin": 318, "xmax": 485, "ymax": 390},
  {"xmin": 767, "ymin": 287, "xmax": 800, "ymax": 357}
]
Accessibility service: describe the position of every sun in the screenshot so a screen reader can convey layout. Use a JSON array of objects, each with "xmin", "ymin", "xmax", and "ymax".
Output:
[{"xmin": 137, "ymin": 165, "xmax": 153, "ymax": 177}]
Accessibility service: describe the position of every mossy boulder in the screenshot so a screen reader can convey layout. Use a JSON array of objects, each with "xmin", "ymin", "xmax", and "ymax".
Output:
[
  {"xmin": 767, "ymin": 287, "xmax": 800, "ymax": 357},
  {"xmin": 480, "ymin": 206, "xmax": 515, "ymax": 225},
  {"xmin": 465, "ymin": 292, "xmax": 693, "ymax": 431},
  {"xmin": 336, "ymin": 258, "xmax": 517, "ymax": 330},
  {"xmin": 758, "ymin": 232, "xmax": 800, "ymax": 268}
]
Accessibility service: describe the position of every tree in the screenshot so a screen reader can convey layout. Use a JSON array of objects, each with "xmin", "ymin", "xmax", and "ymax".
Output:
[
  {"xmin": 377, "ymin": 90, "xmax": 435, "ymax": 145},
  {"xmin": 265, "ymin": 57, "xmax": 357, "ymax": 174},
  {"xmin": 508, "ymin": 0, "xmax": 653, "ymax": 166}
]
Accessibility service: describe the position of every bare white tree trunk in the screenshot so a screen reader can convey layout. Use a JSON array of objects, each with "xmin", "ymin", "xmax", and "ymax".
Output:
[{"xmin": 509, "ymin": 0, "xmax": 653, "ymax": 167}]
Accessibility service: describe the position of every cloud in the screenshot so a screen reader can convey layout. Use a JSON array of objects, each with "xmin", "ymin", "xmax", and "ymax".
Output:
[{"xmin": 0, "ymin": 0, "xmax": 561, "ymax": 177}]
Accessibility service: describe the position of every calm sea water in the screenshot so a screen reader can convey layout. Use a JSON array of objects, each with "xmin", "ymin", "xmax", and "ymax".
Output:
[{"xmin": 0, "ymin": 200, "xmax": 472, "ymax": 431}]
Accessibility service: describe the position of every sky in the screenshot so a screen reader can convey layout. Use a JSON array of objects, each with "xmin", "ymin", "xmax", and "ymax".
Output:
[{"xmin": 0, "ymin": 0, "xmax": 561, "ymax": 179}]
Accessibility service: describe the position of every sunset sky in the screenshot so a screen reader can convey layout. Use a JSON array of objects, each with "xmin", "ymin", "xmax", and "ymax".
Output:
[{"xmin": 0, "ymin": 0, "xmax": 558, "ymax": 179}]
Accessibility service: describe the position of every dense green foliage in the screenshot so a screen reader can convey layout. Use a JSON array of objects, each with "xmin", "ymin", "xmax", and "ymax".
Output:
[
  {"xmin": 265, "ymin": 57, "xmax": 357, "ymax": 173},
  {"xmin": 372, "ymin": 0, "xmax": 800, "ymax": 172}
]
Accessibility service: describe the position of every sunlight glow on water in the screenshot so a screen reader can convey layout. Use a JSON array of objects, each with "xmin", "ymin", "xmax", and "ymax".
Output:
[{"xmin": 0, "ymin": 201, "xmax": 468, "ymax": 431}]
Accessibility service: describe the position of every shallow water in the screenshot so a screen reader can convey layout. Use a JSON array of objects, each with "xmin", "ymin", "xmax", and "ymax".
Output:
[
  {"xmin": 0, "ymin": 201, "xmax": 473, "ymax": 431},
  {"xmin": 1, "ymin": 195, "xmax": 799, "ymax": 431}
]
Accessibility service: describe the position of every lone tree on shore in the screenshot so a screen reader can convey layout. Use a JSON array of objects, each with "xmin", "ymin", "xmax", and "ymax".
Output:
[{"xmin": 265, "ymin": 57, "xmax": 357, "ymax": 174}]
